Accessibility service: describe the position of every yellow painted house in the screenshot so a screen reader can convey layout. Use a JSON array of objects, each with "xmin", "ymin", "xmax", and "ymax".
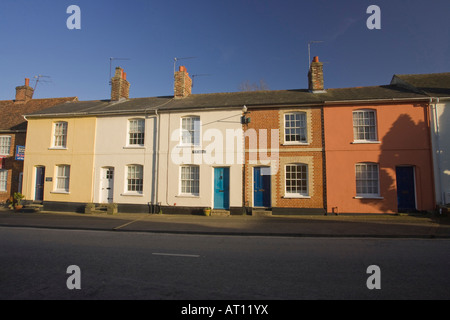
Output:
[{"xmin": 22, "ymin": 116, "xmax": 96, "ymax": 211}]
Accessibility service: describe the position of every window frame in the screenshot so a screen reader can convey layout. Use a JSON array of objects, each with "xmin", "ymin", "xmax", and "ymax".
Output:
[
  {"xmin": 52, "ymin": 121, "xmax": 68, "ymax": 149},
  {"xmin": 180, "ymin": 165, "xmax": 200, "ymax": 196},
  {"xmin": 0, "ymin": 169, "xmax": 8, "ymax": 192},
  {"xmin": 54, "ymin": 165, "xmax": 70, "ymax": 193},
  {"xmin": 284, "ymin": 163, "xmax": 309, "ymax": 197},
  {"xmin": 128, "ymin": 118, "xmax": 145, "ymax": 146},
  {"xmin": 355, "ymin": 162, "xmax": 380, "ymax": 198},
  {"xmin": 283, "ymin": 112, "xmax": 308, "ymax": 144},
  {"xmin": 0, "ymin": 136, "xmax": 12, "ymax": 156},
  {"xmin": 352, "ymin": 110, "xmax": 378, "ymax": 143},
  {"xmin": 180, "ymin": 116, "xmax": 201, "ymax": 146},
  {"xmin": 126, "ymin": 164, "xmax": 144, "ymax": 194}
]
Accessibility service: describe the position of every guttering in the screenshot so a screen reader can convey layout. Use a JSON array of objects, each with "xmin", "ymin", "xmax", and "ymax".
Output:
[{"xmin": 323, "ymin": 97, "xmax": 430, "ymax": 105}]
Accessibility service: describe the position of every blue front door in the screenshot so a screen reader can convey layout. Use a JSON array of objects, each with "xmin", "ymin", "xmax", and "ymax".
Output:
[
  {"xmin": 396, "ymin": 166, "xmax": 416, "ymax": 212},
  {"xmin": 254, "ymin": 167, "xmax": 271, "ymax": 207},
  {"xmin": 35, "ymin": 166, "xmax": 45, "ymax": 201},
  {"xmin": 214, "ymin": 167, "xmax": 230, "ymax": 209}
]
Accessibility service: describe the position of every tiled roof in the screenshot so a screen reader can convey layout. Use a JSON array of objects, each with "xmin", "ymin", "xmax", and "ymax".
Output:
[
  {"xmin": 0, "ymin": 97, "xmax": 78, "ymax": 131},
  {"xmin": 24, "ymin": 84, "xmax": 428, "ymax": 118},
  {"xmin": 391, "ymin": 72, "xmax": 450, "ymax": 97}
]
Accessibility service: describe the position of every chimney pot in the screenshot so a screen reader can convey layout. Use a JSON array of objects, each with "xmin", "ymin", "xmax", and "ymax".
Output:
[
  {"xmin": 313, "ymin": 56, "xmax": 319, "ymax": 63},
  {"xmin": 25, "ymin": 78, "xmax": 30, "ymax": 86}
]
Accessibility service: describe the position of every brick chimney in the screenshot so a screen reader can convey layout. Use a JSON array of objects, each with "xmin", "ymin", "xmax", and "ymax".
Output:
[
  {"xmin": 15, "ymin": 78, "xmax": 34, "ymax": 102},
  {"xmin": 111, "ymin": 67, "xmax": 130, "ymax": 101},
  {"xmin": 174, "ymin": 66, "xmax": 192, "ymax": 99},
  {"xmin": 308, "ymin": 56, "xmax": 325, "ymax": 92}
]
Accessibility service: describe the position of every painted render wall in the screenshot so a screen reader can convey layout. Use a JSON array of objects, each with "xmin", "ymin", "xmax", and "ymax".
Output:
[
  {"xmin": 93, "ymin": 115, "xmax": 157, "ymax": 206},
  {"xmin": 22, "ymin": 117, "xmax": 96, "ymax": 204},
  {"xmin": 324, "ymin": 102, "xmax": 435, "ymax": 214},
  {"xmin": 157, "ymin": 109, "xmax": 243, "ymax": 212}
]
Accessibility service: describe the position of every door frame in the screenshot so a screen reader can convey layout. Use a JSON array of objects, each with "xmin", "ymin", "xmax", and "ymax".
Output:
[
  {"xmin": 100, "ymin": 167, "xmax": 115, "ymax": 204},
  {"xmin": 253, "ymin": 166, "xmax": 271, "ymax": 208},
  {"xmin": 395, "ymin": 165, "xmax": 417, "ymax": 212},
  {"xmin": 34, "ymin": 166, "xmax": 45, "ymax": 201},
  {"xmin": 213, "ymin": 167, "xmax": 230, "ymax": 210}
]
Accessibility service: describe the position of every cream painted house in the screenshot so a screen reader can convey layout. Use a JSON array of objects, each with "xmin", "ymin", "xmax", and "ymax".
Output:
[{"xmin": 22, "ymin": 116, "xmax": 96, "ymax": 211}]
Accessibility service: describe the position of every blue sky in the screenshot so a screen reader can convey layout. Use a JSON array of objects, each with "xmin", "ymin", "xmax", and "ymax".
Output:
[{"xmin": 0, "ymin": 0, "xmax": 449, "ymax": 100}]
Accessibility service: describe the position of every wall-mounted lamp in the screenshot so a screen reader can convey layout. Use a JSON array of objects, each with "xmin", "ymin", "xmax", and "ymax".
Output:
[{"xmin": 241, "ymin": 105, "xmax": 251, "ymax": 125}]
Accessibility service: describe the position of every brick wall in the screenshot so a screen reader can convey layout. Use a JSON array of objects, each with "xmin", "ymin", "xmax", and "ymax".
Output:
[
  {"xmin": 244, "ymin": 107, "xmax": 325, "ymax": 211},
  {"xmin": 0, "ymin": 132, "xmax": 25, "ymax": 203}
]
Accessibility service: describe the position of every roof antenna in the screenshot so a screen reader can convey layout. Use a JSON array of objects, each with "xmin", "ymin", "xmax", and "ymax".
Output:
[
  {"xmin": 191, "ymin": 74, "xmax": 211, "ymax": 88},
  {"xmin": 173, "ymin": 57, "xmax": 196, "ymax": 75},
  {"xmin": 109, "ymin": 57, "xmax": 131, "ymax": 85},
  {"xmin": 31, "ymin": 75, "xmax": 52, "ymax": 96}
]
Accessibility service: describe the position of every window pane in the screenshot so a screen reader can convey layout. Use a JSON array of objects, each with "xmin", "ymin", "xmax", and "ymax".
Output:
[
  {"xmin": 180, "ymin": 166, "xmax": 199, "ymax": 195},
  {"xmin": 284, "ymin": 113, "xmax": 307, "ymax": 143},
  {"xmin": 0, "ymin": 136, "xmax": 11, "ymax": 155},
  {"xmin": 127, "ymin": 165, "xmax": 143, "ymax": 193},
  {"xmin": 285, "ymin": 164, "xmax": 308, "ymax": 195},
  {"xmin": 0, "ymin": 170, "xmax": 7, "ymax": 191},
  {"xmin": 355, "ymin": 163, "xmax": 379, "ymax": 196},
  {"xmin": 353, "ymin": 111, "xmax": 377, "ymax": 141}
]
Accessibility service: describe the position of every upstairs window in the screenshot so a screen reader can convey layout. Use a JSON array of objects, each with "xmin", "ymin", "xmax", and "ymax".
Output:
[
  {"xmin": 53, "ymin": 122, "xmax": 68, "ymax": 148},
  {"xmin": 128, "ymin": 119, "xmax": 145, "ymax": 146},
  {"xmin": 181, "ymin": 116, "xmax": 200, "ymax": 146},
  {"xmin": 284, "ymin": 112, "xmax": 307, "ymax": 143},
  {"xmin": 0, "ymin": 136, "xmax": 11, "ymax": 156},
  {"xmin": 353, "ymin": 110, "xmax": 377, "ymax": 142}
]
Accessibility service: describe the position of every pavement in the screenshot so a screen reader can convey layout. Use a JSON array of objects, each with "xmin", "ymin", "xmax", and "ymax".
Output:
[{"xmin": 1, "ymin": 207, "xmax": 450, "ymax": 238}]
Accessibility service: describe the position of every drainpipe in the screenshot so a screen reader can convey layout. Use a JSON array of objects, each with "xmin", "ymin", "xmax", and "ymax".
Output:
[
  {"xmin": 154, "ymin": 109, "xmax": 160, "ymax": 212},
  {"xmin": 431, "ymin": 97, "xmax": 444, "ymax": 205}
]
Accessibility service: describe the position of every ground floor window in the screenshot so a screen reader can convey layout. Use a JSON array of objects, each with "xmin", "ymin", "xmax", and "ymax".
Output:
[
  {"xmin": 56, "ymin": 165, "xmax": 70, "ymax": 192},
  {"xmin": 0, "ymin": 169, "xmax": 7, "ymax": 192},
  {"xmin": 127, "ymin": 165, "xmax": 143, "ymax": 193},
  {"xmin": 285, "ymin": 164, "xmax": 308, "ymax": 196},
  {"xmin": 180, "ymin": 165, "xmax": 199, "ymax": 195},
  {"xmin": 355, "ymin": 163, "xmax": 379, "ymax": 197}
]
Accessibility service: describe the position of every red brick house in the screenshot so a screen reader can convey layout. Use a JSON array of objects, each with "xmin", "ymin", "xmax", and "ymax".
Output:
[{"xmin": 0, "ymin": 78, "xmax": 77, "ymax": 203}]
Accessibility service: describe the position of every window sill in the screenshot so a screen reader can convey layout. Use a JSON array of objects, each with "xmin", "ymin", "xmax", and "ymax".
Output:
[
  {"xmin": 51, "ymin": 191, "xmax": 70, "ymax": 194},
  {"xmin": 121, "ymin": 192, "xmax": 144, "ymax": 197},
  {"xmin": 282, "ymin": 142, "xmax": 309, "ymax": 146},
  {"xmin": 123, "ymin": 146, "xmax": 145, "ymax": 149},
  {"xmin": 48, "ymin": 147, "xmax": 68, "ymax": 150},
  {"xmin": 177, "ymin": 144, "xmax": 202, "ymax": 148},
  {"xmin": 351, "ymin": 141, "xmax": 381, "ymax": 144},
  {"xmin": 354, "ymin": 196, "xmax": 384, "ymax": 200},
  {"xmin": 283, "ymin": 194, "xmax": 311, "ymax": 199},
  {"xmin": 176, "ymin": 194, "xmax": 200, "ymax": 198}
]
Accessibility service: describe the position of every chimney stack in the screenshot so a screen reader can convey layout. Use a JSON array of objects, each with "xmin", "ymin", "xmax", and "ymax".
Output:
[
  {"xmin": 15, "ymin": 78, "xmax": 34, "ymax": 102},
  {"xmin": 174, "ymin": 66, "xmax": 192, "ymax": 99},
  {"xmin": 111, "ymin": 67, "xmax": 130, "ymax": 101},
  {"xmin": 308, "ymin": 56, "xmax": 325, "ymax": 92}
]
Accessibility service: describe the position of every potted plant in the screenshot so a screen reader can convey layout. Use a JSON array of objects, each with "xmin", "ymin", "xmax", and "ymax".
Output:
[
  {"xmin": 203, "ymin": 207, "xmax": 211, "ymax": 216},
  {"xmin": 13, "ymin": 192, "xmax": 25, "ymax": 211}
]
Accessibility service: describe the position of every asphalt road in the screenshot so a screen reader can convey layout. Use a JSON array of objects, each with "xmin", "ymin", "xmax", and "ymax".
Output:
[{"xmin": 1, "ymin": 226, "xmax": 449, "ymax": 301}]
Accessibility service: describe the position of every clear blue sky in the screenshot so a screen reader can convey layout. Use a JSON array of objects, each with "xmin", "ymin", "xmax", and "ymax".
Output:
[{"xmin": 0, "ymin": 0, "xmax": 449, "ymax": 101}]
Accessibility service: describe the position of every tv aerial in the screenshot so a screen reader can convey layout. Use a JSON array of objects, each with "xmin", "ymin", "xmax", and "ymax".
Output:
[
  {"xmin": 31, "ymin": 75, "xmax": 52, "ymax": 93},
  {"xmin": 173, "ymin": 57, "xmax": 196, "ymax": 75}
]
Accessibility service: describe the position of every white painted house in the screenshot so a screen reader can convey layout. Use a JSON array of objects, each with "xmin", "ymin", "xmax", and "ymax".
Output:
[{"xmin": 392, "ymin": 73, "xmax": 450, "ymax": 206}]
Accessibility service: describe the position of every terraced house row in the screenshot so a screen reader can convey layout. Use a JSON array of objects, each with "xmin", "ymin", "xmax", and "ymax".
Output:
[{"xmin": 7, "ymin": 58, "xmax": 448, "ymax": 215}]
